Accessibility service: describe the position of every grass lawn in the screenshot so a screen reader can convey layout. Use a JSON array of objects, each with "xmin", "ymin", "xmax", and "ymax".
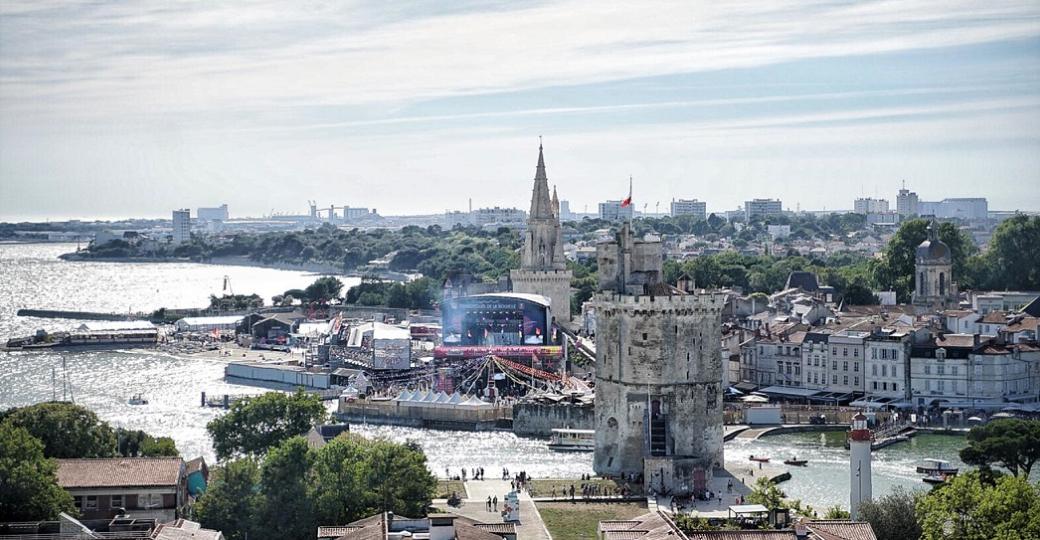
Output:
[
  {"xmin": 436, "ymin": 479, "xmax": 466, "ymax": 499},
  {"xmin": 528, "ymin": 478, "xmax": 643, "ymax": 498},
  {"xmin": 537, "ymin": 502, "xmax": 648, "ymax": 540}
]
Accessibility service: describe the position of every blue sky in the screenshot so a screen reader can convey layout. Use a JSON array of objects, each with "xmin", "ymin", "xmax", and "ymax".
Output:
[{"xmin": 1, "ymin": 0, "xmax": 1038, "ymax": 220}]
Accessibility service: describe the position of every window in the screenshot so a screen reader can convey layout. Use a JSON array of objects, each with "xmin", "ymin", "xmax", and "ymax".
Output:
[
  {"xmin": 854, "ymin": 362, "xmax": 859, "ymax": 373},
  {"xmin": 873, "ymin": 365, "xmax": 878, "ymax": 376},
  {"xmin": 872, "ymin": 348, "xmax": 878, "ymax": 359},
  {"xmin": 882, "ymin": 382, "xmax": 887, "ymax": 390},
  {"xmin": 854, "ymin": 376, "xmax": 859, "ymax": 386},
  {"xmin": 893, "ymin": 383, "xmax": 898, "ymax": 392},
  {"xmin": 843, "ymin": 376, "xmax": 849, "ymax": 385},
  {"xmin": 111, "ymin": 495, "xmax": 124, "ymax": 508},
  {"xmin": 85, "ymin": 496, "xmax": 97, "ymax": 510},
  {"xmin": 873, "ymin": 381, "xmax": 878, "ymax": 390},
  {"xmin": 854, "ymin": 348, "xmax": 859, "ymax": 357},
  {"xmin": 938, "ymin": 365, "xmax": 945, "ymax": 376},
  {"xmin": 843, "ymin": 347, "xmax": 848, "ymax": 357},
  {"xmin": 832, "ymin": 347, "xmax": 837, "ymax": 355},
  {"xmin": 73, "ymin": 496, "xmax": 83, "ymax": 510},
  {"xmin": 642, "ymin": 332, "xmax": 648, "ymax": 341},
  {"xmin": 938, "ymin": 380, "xmax": 945, "ymax": 392},
  {"xmin": 832, "ymin": 360, "xmax": 837, "ymax": 370},
  {"xmin": 925, "ymin": 365, "xmax": 931, "ymax": 375},
  {"xmin": 832, "ymin": 375, "xmax": 838, "ymax": 384},
  {"xmin": 951, "ymin": 366, "xmax": 957, "ymax": 376},
  {"xmin": 843, "ymin": 361, "xmax": 849, "ymax": 372}
]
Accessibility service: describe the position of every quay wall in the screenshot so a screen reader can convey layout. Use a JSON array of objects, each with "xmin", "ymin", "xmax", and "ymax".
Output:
[
  {"xmin": 336, "ymin": 399, "xmax": 511, "ymax": 431},
  {"xmin": 512, "ymin": 402, "xmax": 594, "ymax": 437},
  {"xmin": 225, "ymin": 362, "xmax": 331, "ymax": 389}
]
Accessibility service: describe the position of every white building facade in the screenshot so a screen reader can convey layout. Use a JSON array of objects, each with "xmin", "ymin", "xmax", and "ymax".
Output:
[
  {"xmin": 670, "ymin": 199, "xmax": 707, "ymax": 220},
  {"xmin": 172, "ymin": 209, "xmax": 191, "ymax": 245}
]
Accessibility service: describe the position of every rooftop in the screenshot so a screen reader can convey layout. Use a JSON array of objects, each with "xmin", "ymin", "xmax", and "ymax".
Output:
[{"xmin": 56, "ymin": 457, "xmax": 183, "ymax": 489}]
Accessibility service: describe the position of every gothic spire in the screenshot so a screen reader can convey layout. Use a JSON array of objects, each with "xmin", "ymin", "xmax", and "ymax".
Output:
[{"xmin": 529, "ymin": 140, "xmax": 553, "ymax": 220}]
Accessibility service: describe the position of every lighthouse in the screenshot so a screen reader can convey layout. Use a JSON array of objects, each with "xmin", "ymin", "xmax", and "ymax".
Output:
[{"xmin": 849, "ymin": 412, "xmax": 873, "ymax": 519}]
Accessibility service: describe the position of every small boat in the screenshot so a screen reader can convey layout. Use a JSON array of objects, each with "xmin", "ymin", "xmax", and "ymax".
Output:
[
  {"xmin": 916, "ymin": 458, "xmax": 958, "ymax": 475},
  {"xmin": 547, "ymin": 428, "xmax": 595, "ymax": 452},
  {"xmin": 128, "ymin": 394, "xmax": 149, "ymax": 405},
  {"xmin": 749, "ymin": 455, "xmax": 770, "ymax": 463},
  {"xmin": 783, "ymin": 459, "xmax": 808, "ymax": 466}
]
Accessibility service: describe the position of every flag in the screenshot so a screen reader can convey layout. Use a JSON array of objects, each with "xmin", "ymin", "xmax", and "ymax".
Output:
[{"xmin": 620, "ymin": 176, "xmax": 632, "ymax": 207}]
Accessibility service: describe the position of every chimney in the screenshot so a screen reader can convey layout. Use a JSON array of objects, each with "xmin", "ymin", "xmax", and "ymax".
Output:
[
  {"xmin": 973, "ymin": 334, "xmax": 980, "ymax": 348},
  {"xmin": 429, "ymin": 514, "xmax": 456, "ymax": 540}
]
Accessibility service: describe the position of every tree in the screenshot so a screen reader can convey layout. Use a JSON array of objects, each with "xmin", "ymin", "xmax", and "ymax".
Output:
[
  {"xmin": 916, "ymin": 472, "xmax": 1040, "ymax": 540},
  {"xmin": 310, "ymin": 435, "xmax": 435, "ymax": 525},
  {"xmin": 259, "ymin": 437, "xmax": 315, "ymax": 540},
  {"xmin": 206, "ymin": 390, "xmax": 326, "ymax": 461},
  {"xmin": 2, "ymin": 402, "xmax": 116, "ymax": 458},
  {"xmin": 0, "ymin": 424, "xmax": 76, "ymax": 521},
  {"xmin": 985, "ymin": 215, "xmax": 1040, "ymax": 290},
  {"xmin": 193, "ymin": 459, "xmax": 262, "ymax": 540},
  {"xmin": 303, "ymin": 276, "xmax": 344, "ymax": 304},
  {"xmin": 823, "ymin": 505, "xmax": 850, "ymax": 519},
  {"xmin": 959, "ymin": 418, "xmax": 1040, "ymax": 478},
  {"xmin": 115, "ymin": 428, "xmax": 179, "ymax": 457},
  {"xmin": 858, "ymin": 486, "xmax": 922, "ymax": 540}
]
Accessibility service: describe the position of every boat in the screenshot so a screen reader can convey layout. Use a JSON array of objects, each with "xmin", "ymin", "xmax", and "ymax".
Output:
[
  {"xmin": 749, "ymin": 455, "xmax": 770, "ymax": 463},
  {"xmin": 547, "ymin": 428, "xmax": 595, "ymax": 452},
  {"xmin": 128, "ymin": 394, "xmax": 149, "ymax": 405},
  {"xmin": 916, "ymin": 459, "xmax": 959, "ymax": 475},
  {"xmin": 783, "ymin": 459, "xmax": 808, "ymax": 466}
]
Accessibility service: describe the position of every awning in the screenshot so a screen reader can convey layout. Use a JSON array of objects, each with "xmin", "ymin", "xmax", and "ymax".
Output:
[
  {"xmin": 758, "ymin": 385, "xmax": 822, "ymax": 398},
  {"xmin": 733, "ymin": 382, "xmax": 758, "ymax": 392},
  {"xmin": 729, "ymin": 504, "xmax": 769, "ymax": 515}
]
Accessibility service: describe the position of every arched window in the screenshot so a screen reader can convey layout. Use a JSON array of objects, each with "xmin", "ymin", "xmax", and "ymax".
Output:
[
  {"xmin": 919, "ymin": 272, "xmax": 925, "ymax": 294},
  {"xmin": 939, "ymin": 272, "xmax": 945, "ymax": 296}
]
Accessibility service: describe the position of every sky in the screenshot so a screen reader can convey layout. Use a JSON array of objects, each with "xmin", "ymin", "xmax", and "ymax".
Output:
[{"xmin": 1, "ymin": 0, "xmax": 1039, "ymax": 221}]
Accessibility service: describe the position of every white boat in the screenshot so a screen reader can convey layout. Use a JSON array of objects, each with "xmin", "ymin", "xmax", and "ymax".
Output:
[
  {"xmin": 547, "ymin": 428, "xmax": 595, "ymax": 452},
  {"xmin": 916, "ymin": 458, "xmax": 958, "ymax": 475},
  {"xmin": 128, "ymin": 394, "xmax": 149, "ymax": 405}
]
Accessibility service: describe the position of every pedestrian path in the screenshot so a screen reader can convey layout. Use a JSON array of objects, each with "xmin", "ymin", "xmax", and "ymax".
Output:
[{"xmin": 433, "ymin": 479, "xmax": 552, "ymax": 540}]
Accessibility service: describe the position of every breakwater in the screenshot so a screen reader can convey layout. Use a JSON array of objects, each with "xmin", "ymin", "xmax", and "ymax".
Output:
[{"xmin": 512, "ymin": 402, "xmax": 594, "ymax": 437}]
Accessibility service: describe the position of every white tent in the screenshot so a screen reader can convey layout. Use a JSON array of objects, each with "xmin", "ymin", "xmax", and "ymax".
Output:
[
  {"xmin": 461, "ymin": 395, "xmax": 491, "ymax": 407},
  {"xmin": 395, "ymin": 390, "xmax": 413, "ymax": 402},
  {"xmin": 421, "ymin": 391, "xmax": 439, "ymax": 403},
  {"xmin": 447, "ymin": 392, "xmax": 463, "ymax": 406}
]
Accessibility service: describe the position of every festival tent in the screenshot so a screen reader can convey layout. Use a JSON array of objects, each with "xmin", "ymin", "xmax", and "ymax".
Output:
[{"xmin": 447, "ymin": 392, "xmax": 464, "ymax": 406}]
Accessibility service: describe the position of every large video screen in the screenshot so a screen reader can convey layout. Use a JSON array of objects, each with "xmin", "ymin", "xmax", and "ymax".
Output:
[{"xmin": 442, "ymin": 295, "xmax": 550, "ymax": 347}]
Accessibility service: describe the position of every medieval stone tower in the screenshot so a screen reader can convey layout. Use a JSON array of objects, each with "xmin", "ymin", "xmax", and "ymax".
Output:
[
  {"xmin": 510, "ymin": 143, "xmax": 573, "ymax": 322},
  {"xmin": 912, "ymin": 221, "xmax": 957, "ymax": 312},
  {"xmin": 592, "ymin": 223, "xmax": 725, "ymax": 495}
]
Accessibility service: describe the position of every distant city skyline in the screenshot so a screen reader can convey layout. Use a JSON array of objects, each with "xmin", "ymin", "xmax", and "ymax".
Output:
[{"xmin": 2, "ymin": 1, "xmax": 1039, "ymax": 221}]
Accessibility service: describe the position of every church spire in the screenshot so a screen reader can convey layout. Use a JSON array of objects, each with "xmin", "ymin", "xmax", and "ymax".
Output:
[{"xmin": 529, "ymin": 139, "xmax": 553, "ymax": 219}]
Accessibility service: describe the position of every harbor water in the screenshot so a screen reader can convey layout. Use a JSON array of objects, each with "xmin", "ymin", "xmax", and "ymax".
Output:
[{"xmin": 0, "ymin": 242, "xmax": 998, "ymax": 510}]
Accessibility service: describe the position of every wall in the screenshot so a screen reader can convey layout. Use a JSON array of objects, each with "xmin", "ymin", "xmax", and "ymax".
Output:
[{"xmin": 512, "ymin": 402, "xmax": 594, "ymax": 437}]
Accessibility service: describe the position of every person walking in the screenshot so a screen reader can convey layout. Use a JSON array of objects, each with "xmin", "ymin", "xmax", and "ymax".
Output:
[
  {"xmin": 492, "ymin": 496, "xmax": 498, "ymax": 512},
  {"xmin": 487, "ymin": 496, "xmax": 492, "ymax": 512}
]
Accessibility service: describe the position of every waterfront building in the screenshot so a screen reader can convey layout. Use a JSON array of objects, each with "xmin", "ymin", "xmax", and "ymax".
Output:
[
  {"xmin": 599, "ymin": 199, "xmax": 634, "ymax": 221},
  {"xmin": 744, "ymin": 198, "xmax": 782, "ymax": 220},
  {"xmin": 56, "ymin": 457, "xmax": 187, "ymax": 522},
  {"xmin": 849, "ymin": 413, "xmax": 873, "ymax": 519},
  {"xmin": 510, "ymin": 143, "xmax": 573, "ymax": 322},
  {"xmin": 669, "ymin": 198, "xmax": 707, "ymax": 219},
  {"xmin": 196, "ymin": 204, "xmax": 229, "ymax": 222},
  {"xmin": 853, "ymin": 198, "xmax": 888, "ymax": 215},
  {"xmin": 591, "ymin": 222, "xmax": 726, "ymax": 495},
  {"xmin": 863, "ymin": 325, "xmax": 919, "ymax": 401},
  {"xmin": 827, "ymin": 330, "xmax": 869, "ymax": 395},
  {"xmin": 911, "ymin": 222, "xmax": 958, "ymax": 312},
  {"xmin": 896, "ymin": 184, "xmax": 919, "ymax": 216},
  {"xmin": 909, "ymin": 333, "xmax": 1040, "ymax": 409},
  {"xmin": 171, "ymin": 209, "xmax": 191, "ymax": 244}
]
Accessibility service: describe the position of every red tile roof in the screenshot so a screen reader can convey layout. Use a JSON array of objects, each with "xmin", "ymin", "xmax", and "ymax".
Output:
[{"xmin": 56, "ymin": 457, "xmax": 183, "ymax": 488}]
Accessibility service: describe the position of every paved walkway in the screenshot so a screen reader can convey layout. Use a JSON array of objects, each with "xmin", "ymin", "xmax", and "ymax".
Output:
[
  {"xmin": 433, "ymin": 479, "xmax": 552, "ymax": 540},
  {"xmin": 656, "ymin": 459, "xmax": 789, "ymax": 518}
]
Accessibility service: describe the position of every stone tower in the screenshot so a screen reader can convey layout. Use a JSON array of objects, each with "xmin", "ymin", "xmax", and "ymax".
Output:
[
  {"xmin": 592, "ymin": 222, "xmax": 725, "ymax": 496},
  {"xmin": 912, "ymin": 221, "xmax": 957, "ymax": 312},
  {"xmin": 511, "ymin": 143, "xmax": 573, "ymax": 322}
]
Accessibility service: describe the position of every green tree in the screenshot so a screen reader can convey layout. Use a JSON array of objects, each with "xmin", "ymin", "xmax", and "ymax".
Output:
[
  {"xmin": 858, "ymin": 486, "xmax": 922, "ymax": 540},
  {"xmin": 746, "ymin": 477, "xmax": 785, "ymax": 509},
  {"xmin": 115, "ymin": 428, "xmax": 179, "ymax": 457},
  {"xmin": 310, "ymin": 434, "xmax": 369, "ymax": 525},
  {"xmin": 2, "ymin": 402, "xmax": 116, "ymax": 458},
  {"xmin": 364, "ymin": 439, "xmax": 437, "ymax": 518},
  {"xmin": 259, "ymin": 437, "xmax": 315, "ymax": 540},
  {"xmin": 916, "ymin": 472, "xmax": 1040, "ymax": 540},
  {"xmin": 193, "ymin": 459, "xmax": 263, "ymax": 540},
  {"xmin": 206, "ymin": 390, "xmax": 326, "ymax": 461},
  {"xmin": 0, "ymin": 424, "xmax": 76, "ymax": 521},
  {"xmin": 985, "ymin": 215, "xmax": 1040, "ymax": 290},
  {"xmin": 823, "ymin": 505, "xmax": 851, "ymax": 519},
  {"xmin": 959, "ymin": 418, "xmax": 1040, "ymax": 477},
  {"xmin": 303, "ymin": 276, "xmax": 344, "ymax": 304}
]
